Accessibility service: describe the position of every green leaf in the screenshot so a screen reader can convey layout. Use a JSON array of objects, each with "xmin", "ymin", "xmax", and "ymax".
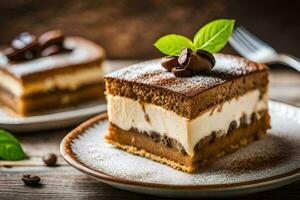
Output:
[
  {"xmin": 0, "ymin": 129, "xmax": 28, "ymax": 160},
  {"xmin": 154, "ymin": 34, "xmax": 195, "ymax": 56},
  {"xmin": 193, "ymin": 19, "xmax": 235, "ymax": 53}
]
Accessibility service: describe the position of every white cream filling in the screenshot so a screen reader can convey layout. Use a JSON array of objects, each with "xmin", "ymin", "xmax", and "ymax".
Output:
[
  {"xmin": 107, "ymin": 90, "xmax": 268, "ymax": 157},
  {"xmin": 0, "ymin": 65, "xmax": 104, "ymax": 96}
]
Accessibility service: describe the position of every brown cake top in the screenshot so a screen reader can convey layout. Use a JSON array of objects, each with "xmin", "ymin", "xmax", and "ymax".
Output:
[
  {"xmin": 105, "ymin": 53, "xmax": 267, "ymax": 97},
  {"xmin": 0, "ymin": 37, "xmax": 105, "ymax": 79}
]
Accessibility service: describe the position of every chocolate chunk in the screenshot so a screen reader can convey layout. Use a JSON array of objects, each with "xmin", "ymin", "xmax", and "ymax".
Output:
[
  {"xmin": 186, "ymin": 50, "xmax": 215, "ymax": 72},
  {"xmin": 22, "ymin": 174, "xmax": 41, "ymax": 186},
  {"xmin": 210, "ymin": 131, "xmax": 217, "ymax": 143},
  {"xmin": 251, "ymin": 113, "xmax": 257, "ymax": 122},
  {"xmin": 4, "ymin": 32, "xmax": 39, "ymax": 61},
  {"xmin": 178, "ymin": 48, "xmax": 192, "ymax": 66},
  {"xmin": 176, "ymin": 143, "xmax": 186, "ymax": 154},
  {"xmin": 11, "ymin": 32, "xmax": 37, "ymax": 49},
  {"xmin": 41, "ymin": 45, "xmax": 62, "ymax": 57},
  {"xmin": 240, "ymin": 114, "xmax": 248, "ymax": 127},
  {"xmin": 42, "ymin": 153, "xmax": 57, "ymax": 166},
  {"xmin": 228, "ymin": 120, "xmax": 238, "ymax": 133},
  {"xmin": 172, "ymin": 67, "xmax": 193, "ymax": 77},
  {"xmin": 150, "ymin": 132, "xmax": 161, "ymax": 143},
  {"xmin": 144, "ymin": 113, "xmax": 150, "ymax": 123},
  {"xmin": 161, "ymin": 135, "xmax": 171, "ymax": 147},
  {"xmin": 196, "ymin": 50, "xmax": 215, "ymax": 66},
  {"xmin": 161, "ymin": 56, "xmax": 181, "ymax": 71},
  {"xmin": 39, "ymin": 30, "xmax": 65, "ymax": 48}
]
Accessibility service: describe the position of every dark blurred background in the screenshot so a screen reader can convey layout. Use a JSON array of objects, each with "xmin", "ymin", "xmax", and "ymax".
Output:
[{"xmin": 0, "ymin": 0, "xmax": 299, "ymax": 59}]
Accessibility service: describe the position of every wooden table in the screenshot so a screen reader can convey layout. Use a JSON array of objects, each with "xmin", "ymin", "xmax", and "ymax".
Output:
[{"xmin": 1, "ymin": 63, "xmax": 300, "ymax": 200}]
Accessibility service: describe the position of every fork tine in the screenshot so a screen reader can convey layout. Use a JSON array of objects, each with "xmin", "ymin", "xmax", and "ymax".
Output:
[
  {"xmin": 237, "ymin": 27, "xmax": 271, "ymax": 49},
  {"xmin": 234, "ymin": 28, "xmax": 258, "ymax": 51},
  {"xmin": 229, "ymin": 31, "xmax": 253, "ymax": 57}
]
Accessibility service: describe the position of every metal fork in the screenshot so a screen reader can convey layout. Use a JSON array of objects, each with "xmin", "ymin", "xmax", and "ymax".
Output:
[{"xmin": 229, "ymin": 26, "xmax": 300, "ymax": 72}]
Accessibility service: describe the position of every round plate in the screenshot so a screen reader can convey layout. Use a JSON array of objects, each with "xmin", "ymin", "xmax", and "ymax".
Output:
[
  {"xmin": 60, "ymin": 101, "xmax": 300, "ymax": 198},
  {"xmin": 0, "ymin": 103, "xmax": 106, "ymax": 132}
]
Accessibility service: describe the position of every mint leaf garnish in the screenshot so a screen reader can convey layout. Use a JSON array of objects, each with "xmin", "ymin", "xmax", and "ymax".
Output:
[
  {"xmin": 0, "ymin": 129, "xmax": 28, "ymax": 160},
  {"xmin": 153, "ymin": 19, "xmax": 235, "ymax": 55},
  {"xmin": 154, "ymin": 34, "xmax": 195, "ymax": 56},
  {"xmin": 193, "ymin": 19, "xmax": 235, "ymax": 53}
]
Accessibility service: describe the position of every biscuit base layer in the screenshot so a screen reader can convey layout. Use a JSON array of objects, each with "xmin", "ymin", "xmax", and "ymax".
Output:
[{"xmin": 105, "ymin": 112, "xmax": 270, "ymax": 173}]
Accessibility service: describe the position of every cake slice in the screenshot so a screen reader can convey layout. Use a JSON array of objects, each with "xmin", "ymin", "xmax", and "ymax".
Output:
[
  {"xmin": 104, "ymin": 54, "xmax": 270, "ymax": 173},
  {"xmin": 0, "ymin": 31, "xmax": 105, "ymax": 116}
]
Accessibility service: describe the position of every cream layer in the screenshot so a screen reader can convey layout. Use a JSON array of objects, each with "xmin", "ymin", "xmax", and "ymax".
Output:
[
  {"xmin": 107, "ymin": 90, "xmax": 268, "ymax": 157},
  {"xmin": 0, "ymin": 65, "xmax": 104, "ymax": 97}
]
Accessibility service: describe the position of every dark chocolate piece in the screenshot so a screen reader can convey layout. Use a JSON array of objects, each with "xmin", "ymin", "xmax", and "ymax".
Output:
[
  {"xmin": 161, "ymin": 56, "xmax": 180, "ymax": 71},
  {"xmin": 187, "ymin": 50, "xmax": 215, "ymax": 72},
  {"xmin": 178, "ymin": 48, "xmax": 192, "ymax": 66},
  {"xmin": 4, "ymin": 32, "xmax": 39, "ymax": 61},
  {"xmin": 171, "ymin": 66, "xmax": 193, "ymax": 77},
  {"xmin": 41, "ymin": 45, "xmax": 63, "ymax": 57},
  {"xmin": 39, "ymin": 30, "xmax": 65, "ymax": 48}
]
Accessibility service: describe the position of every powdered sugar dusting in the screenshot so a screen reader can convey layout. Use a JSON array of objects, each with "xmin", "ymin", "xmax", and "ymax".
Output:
[
  {"xmin": 105, "ymin": 54, "xmax": 266, "ymax": 96},
  {"xmin": 71, "ymin": 102, "xmax": 300, "ymax": 185}
]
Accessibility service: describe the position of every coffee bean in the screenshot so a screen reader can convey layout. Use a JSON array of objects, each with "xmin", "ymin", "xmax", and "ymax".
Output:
[
  {"xmin": 22, "ymin": 174, "xmax": 41, "ymax": 186},
  {"xmin": 39, "ymin": 30, "xmax": 65, "ymax": 48},
  {"xmin": 178, "ymin": 48, "xmax": 192, "ymax": 66},
  {"xmin": 42, "ymin": 153, "xmax": 57, "ymax": 166},
  {"xmin": 161, "ymin": 56, "xmax": 180, "ymax": 71},
  {"xmin": 172, "ymin": 67, "xmax": 193, "ymax": 77}
]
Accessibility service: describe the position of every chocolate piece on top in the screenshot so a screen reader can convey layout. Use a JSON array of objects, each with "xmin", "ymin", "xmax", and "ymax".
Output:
[
  {"xmin": 5, "ymin": 32, "xmax": 39, "ymax": 61},
  {"xmin": 3, "ymin": 30, "xmax": 72, "ymax": 62},
  {"xmin": 39, "ymin": 30, "xmax": 65, "ymax": 48},
  {"xmin": 161, "ymin": 48, "xmax": 216, "ymax": 77},
  {"xmin": 161, "ymin": 56, "xmax": 180, "ymax": 71}
]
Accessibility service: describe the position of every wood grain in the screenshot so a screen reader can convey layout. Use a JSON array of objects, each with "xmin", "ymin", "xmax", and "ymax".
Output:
[{"xmin": 0, "ymin": 61, "xmax": 300, "ymax": 199}]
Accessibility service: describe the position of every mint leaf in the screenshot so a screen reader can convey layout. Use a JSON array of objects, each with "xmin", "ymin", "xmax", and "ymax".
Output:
[
  {"xmin": 154, "ymin": 34, "xmax": 195, "ymax": 56},
  {"xmin": 0, "ymin": 129, "xmax": 28, "ymax": 160},
  {"xmin": 193, "ymin": 19, "xmax": 235, "ymax": 53}
]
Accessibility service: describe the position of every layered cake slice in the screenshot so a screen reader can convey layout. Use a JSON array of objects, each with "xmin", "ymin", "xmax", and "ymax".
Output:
[
  {"xmin": 105, "ymin": 54, "xmax": 270, "ymax": 172},
  {"xmin": 0, "ymin": 30, "xmax": 105, "ymax": 116},
  {"xmin": 105, "ymin": 19, "xmax": 270, "ymax": 172}
]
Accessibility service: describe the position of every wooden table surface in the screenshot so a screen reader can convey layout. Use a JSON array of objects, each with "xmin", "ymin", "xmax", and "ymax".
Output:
[{"xmin": 0, "ymin": 62, "xmax": 300, "ymax": 200}]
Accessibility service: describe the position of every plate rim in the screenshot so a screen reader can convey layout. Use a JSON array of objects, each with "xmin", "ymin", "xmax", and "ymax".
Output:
[
  {"xmin": 0, "ymin": 104, "xmax": 107, "ymax": 125},
  {"xmin": 60, "ymin": 100, "xmax": 300, "ymax": 190}
]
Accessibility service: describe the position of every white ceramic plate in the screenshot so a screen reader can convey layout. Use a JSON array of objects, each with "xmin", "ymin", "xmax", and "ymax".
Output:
[
  {"xmin": 0, "ymin": 103, "xmax": 107, "ymax": 132},
  {"xmin": 61, "ymin": 101, "xmax": 300, "ymax": 198}
]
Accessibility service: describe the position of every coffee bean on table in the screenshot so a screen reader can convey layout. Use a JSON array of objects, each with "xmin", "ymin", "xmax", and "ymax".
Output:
[
  {"xmin": 22, "ymin": 174, "xmax": 41, "ymax": 186},
  {"xmin": 42, "ymin": 153, "xmax": 57, "ymax": 166}
]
